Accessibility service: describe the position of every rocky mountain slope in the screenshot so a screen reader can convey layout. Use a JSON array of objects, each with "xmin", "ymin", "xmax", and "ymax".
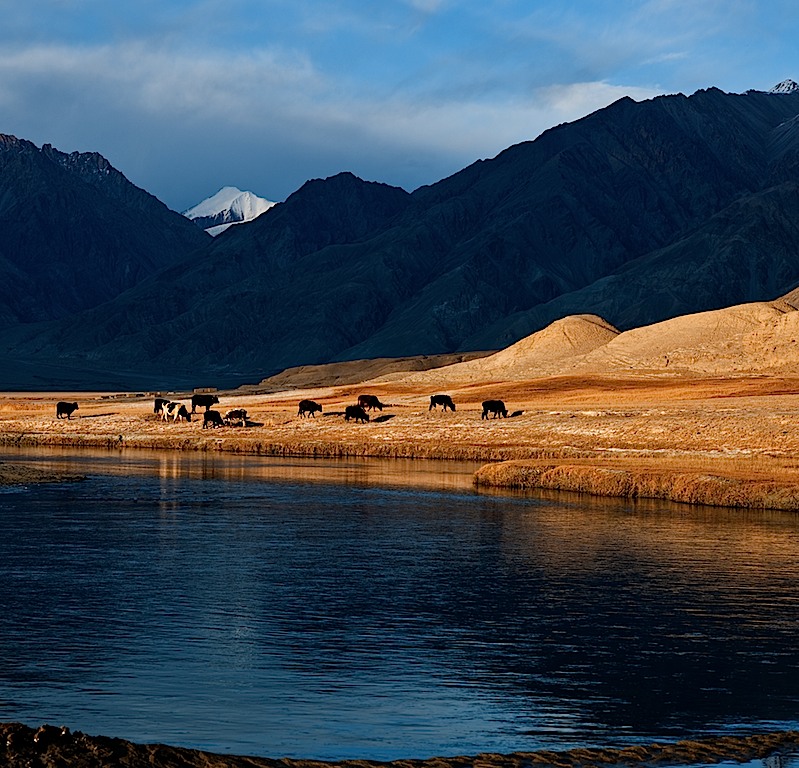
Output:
[
  {"xmin": 4, "ymin": 85, "xmax": 799, "ymax": 389},
  {"xmin": 0, "ymin": 135, "xmax": 210, "ymax": 325}
]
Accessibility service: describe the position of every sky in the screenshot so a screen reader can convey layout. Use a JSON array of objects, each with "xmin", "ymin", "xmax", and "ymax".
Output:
[{"xmin": 1, "ymin": 1, "xmax": 798, "ymax": 212}]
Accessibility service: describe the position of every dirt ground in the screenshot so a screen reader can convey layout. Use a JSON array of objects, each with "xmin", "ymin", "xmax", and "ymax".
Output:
[{"xmin": 3, "ymin": 373, "xmax": 799, "ymax": 507}]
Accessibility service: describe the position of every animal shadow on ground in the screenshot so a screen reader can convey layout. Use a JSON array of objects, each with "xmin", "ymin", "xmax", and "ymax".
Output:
[
  {"xmin": 324, "ymin": 411, "xmax": 346, "ymax": 417},
  {"xmin": 78, "ymin": 413, "xmax": 117, "ymax": 419},
  {"xmin": 372, "ymin": 414, "xmax": 396, "ymax": 423},
  {"xmin": 509, "ymin": 410, "xmax": 524, "ymax": 418}
]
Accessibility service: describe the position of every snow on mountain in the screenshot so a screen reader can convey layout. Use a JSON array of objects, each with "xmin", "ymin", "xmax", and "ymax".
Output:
[
  {"xmin": 769, "ymin": 79, "xmax": 799, "ymax": 94},
  {"xmin": 183, "ymin": 186, "xmax": 275, "ymax": 235}
]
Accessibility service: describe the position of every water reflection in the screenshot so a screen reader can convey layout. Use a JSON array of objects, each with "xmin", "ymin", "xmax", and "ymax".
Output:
[
  {"xmin": 0, "ymin": 446, "xmax": 483, "ymax": 491},
  {"xmin": 0, "ymin": 450, "xmax": 798, "ymax": 762}
]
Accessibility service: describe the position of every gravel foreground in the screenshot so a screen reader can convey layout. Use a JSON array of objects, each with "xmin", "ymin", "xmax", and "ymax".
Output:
[{"xmin": 2, "ymin": 723, "xmax": 797, "ymax": 768}]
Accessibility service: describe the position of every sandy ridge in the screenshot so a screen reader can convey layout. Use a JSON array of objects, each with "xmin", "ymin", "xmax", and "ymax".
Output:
[{"xmin": 381, "ymin": 300, "xmax": 799, "ymax": 389}]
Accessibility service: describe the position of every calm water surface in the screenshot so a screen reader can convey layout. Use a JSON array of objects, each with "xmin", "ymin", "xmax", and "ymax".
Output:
[{"xmin": 0, "ymin": 449, "xmax": 798, "ymax": 761}]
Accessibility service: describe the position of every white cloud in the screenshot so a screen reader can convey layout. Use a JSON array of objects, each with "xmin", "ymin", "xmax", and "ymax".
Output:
[
  {"xmin": 351, "ymin": 81, "xmax": 664, "ymax": 160},
  {"xmin": 533, "ymin": 81, "xmax": 664, "ymax": 119},
  {"xmin": 0, "ymin": 42, "xmax": 322, "ymax": 122},
  {"xmin": 642, "ymin": 51, "xmax": 690, "ymax": 66},
  {"xmin": 0, "ymin": 40, "xmax": 663, "ymax": 208}
]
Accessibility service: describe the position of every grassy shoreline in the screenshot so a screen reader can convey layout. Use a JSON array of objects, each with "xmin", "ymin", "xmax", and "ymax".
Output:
[
  {"xmin": 0, "ymin": 428, "xmax": 552, "ymax": 462},
  {"xmin": 474, "ymin": 459, "xmax": 799, "ymax": 511},
  {"xmin": 4, "ymin": 373, "xmax": 799, "ymax": 509},
  {"xmin": 0, "ymin": 460, "xmax": 85, "ymax": 486},
  {"xmin": 3, "ymin": 427, "xmax": 799, "ymax": 510}
]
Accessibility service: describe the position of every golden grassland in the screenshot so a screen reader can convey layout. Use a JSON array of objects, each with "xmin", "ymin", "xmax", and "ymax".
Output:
[{"xmin": 3, "ymin": 372, "xmax": 799, "ymax": 509}]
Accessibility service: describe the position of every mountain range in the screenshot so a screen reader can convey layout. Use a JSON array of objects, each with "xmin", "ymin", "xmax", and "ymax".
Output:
[
  {"xmin": 2, "ymin": 84, "xmax": 799, "ymax": 390},
  {"xmin": 0, "ymin": 134, "xmax": 210, "ymax": 326}
]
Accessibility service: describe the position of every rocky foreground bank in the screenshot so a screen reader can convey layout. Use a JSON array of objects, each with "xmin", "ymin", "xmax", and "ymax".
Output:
[{"xmin": 3, "ymin": 723, "xmax": 798, "ymax": 768}]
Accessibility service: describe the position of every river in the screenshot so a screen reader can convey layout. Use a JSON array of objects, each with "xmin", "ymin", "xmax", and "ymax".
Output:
[{"xmin": 0, "ymin": 449, "xmax": 797, "ymax": 762}]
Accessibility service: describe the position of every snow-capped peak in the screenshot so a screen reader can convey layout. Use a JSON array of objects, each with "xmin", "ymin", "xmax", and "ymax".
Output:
[
  {"xmin": 183, "ymin": 186, "xmax": 275, "ymax": 235},
  {"xmin": 769, "ymin": 79, "xmax": 799, "ymax": 94}
]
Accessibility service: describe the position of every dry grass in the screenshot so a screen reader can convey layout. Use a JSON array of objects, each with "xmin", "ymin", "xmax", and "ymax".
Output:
[
  {"xmin": 474, "ymin": 460, "xmax": 799, "ymax": 510},
  {"xmin": 4, "ymin": 373, "xmax": 799, "ymax": 508}
]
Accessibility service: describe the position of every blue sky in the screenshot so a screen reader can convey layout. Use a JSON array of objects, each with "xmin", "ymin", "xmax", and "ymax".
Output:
[{"xmin": 1, "ymin": 1, "xmax": 797, "ymax": 211}]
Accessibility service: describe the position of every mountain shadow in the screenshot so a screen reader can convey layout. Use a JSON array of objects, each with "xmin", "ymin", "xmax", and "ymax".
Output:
[
  {"xmin": 0, "ymin": 134, "xmax": 210, "ymax": 325},
  {"xmin": 4, "ymin": 86, "xmax": 799, "ymax": 388}
]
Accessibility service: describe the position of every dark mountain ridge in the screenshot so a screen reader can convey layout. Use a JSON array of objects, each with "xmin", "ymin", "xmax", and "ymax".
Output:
[
  {"xmin": 3, "ymin": 85, "xmax": 799, "ymax": 389},
  {"xmin": 332, "ymin": 87, "xmax": 799, "ymax": 357},
  {"xmin": 0, "ymin": 134, "xmax": 210, "ymax": 325}
]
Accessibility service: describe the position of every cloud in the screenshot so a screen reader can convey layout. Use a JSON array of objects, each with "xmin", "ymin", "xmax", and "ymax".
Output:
[
  {"xmin": 0, "ymin": 37, "xmax": 668, "ymax": 209},
  {"xmin": 487, "ymin": 0, "xmax": 767, "ymax": 95},
  {"xmin": 0, "ymin": 42, "xmax": 321, "ymax": 121},
  {"xmin": 402, "ymin": 0, "xmax": 448, "ymax": 12},
  {"xmin": 353, "ymin": 80, "xmax": 664, "ymax": 166},
  {"xmin": 532, "ymin": 81, "xmax": 663, "ymax": 119}
]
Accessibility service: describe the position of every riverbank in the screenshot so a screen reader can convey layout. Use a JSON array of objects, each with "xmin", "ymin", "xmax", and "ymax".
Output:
[
  {"xmin": 3, "ymin": 373, "xmax": 799, "ymax": 508},
  {"xmin": 0, "ymin": 462, "xmax": 84, "ymax": 486},
  {"xmin": 474, "ymin": 459, "xmax": 799, "ymax": 510},
  {"xmin": 2, "ymin": 722, "xmax": 797, "ymax": 768}
]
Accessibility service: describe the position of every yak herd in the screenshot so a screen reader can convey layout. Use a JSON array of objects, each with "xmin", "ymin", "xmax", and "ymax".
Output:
[
  {"xmin": 152, "ymin": 394, "xmax": 250, "ymax": 429},
  {"xmin": 56, "ymin": 393, "xmax": 517, "ymax": 425}
]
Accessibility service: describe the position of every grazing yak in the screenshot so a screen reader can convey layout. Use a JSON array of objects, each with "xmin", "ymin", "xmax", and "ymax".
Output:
[
  {"xmin": 357, "ymin": 394, "xmax": 384, "ymax": 411},
  {"xmin": 56, "ymin": 401, "xmax": 79, "ymax": 419},
  {"xmin": 481, "ymin": 399, "xmax": 508, "ymax": 419},
  {"xmin": 345, "ymin": 405, "xmax": 370, "ymax": 423},
  {"xmin": 160, "ymin": 401, "xmax": 190, "ymax": 422},
  {"xmin": 153, "ymin": 397, "xmax": 170, "ymax": 416},
  {"xmin": 203, "ymin": 409, "xmax": 225, "ymax": 428},
  {"xmin": 298, "ymin": 399, "xmax": 323, "ymax": 418},
  {"xmin": 191, "ymin": 393, "xmax": 219, "ymax": 413},
  {"xmin": 172, "ymin": 403, "xmax": 191, "ymax": 423},
  {"xmin": 224, "ymin": 408, "xmax": 248, "ymax": 426},
  {"xmin": 429, "ymin": 394, "xmax": 456, "ymax": 412}
]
